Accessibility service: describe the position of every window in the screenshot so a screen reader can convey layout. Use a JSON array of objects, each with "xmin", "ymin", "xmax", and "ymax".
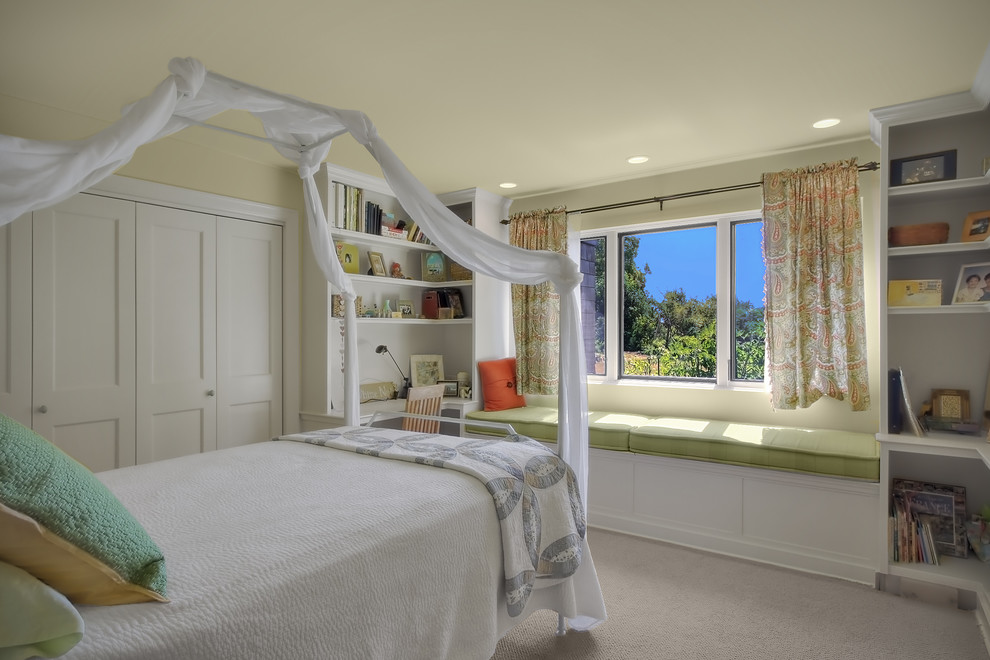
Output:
[
  {"xmin": 581, "ymin": 211, "xmax": 765, "ymax": 386},
  {"xmin": 579, "ymin": 237, "xmax": 606, "ymax": 376}
]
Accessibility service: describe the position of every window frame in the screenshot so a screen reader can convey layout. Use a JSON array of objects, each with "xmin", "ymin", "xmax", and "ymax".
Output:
[{"xmin": 581, "ymin": 209, "xmax": 765, "ymax": 391}]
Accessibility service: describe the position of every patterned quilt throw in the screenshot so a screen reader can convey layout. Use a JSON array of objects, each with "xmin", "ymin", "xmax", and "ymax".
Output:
[{"xmin": 278, "ymin": 426, "xmax": 586, "ymax": 616}]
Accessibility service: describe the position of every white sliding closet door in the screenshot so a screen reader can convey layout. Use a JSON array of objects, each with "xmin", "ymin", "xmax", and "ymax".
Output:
[
  {"xmin": 0, "ymin": 216, "xmax": 31, "ymax": 427},
  {"xmin": 32, "ymin": 194, "xmax": 137, "ymax": 471},
  {"xmin": 217, "ymin": 217, "xmax": 282, "ymax": 448},
  {"xmin": 136, "ymin": 204, "xmax": 217, "ymax": 463}
]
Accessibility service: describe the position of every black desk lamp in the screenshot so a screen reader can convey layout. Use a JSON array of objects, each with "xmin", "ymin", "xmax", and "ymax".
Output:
[{"xmin": 376, "ymin": 344, "xmax": 410, "ymax": 399}]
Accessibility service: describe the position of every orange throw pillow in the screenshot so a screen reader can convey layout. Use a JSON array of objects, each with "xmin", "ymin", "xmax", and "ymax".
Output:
[{"xmin": 478, "ymin": 358, "xmax": 527, "ymax": 411}]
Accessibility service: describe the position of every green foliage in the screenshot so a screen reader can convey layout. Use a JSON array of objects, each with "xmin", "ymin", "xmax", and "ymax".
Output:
[{"xmin": 621, "ymin": 241, "xmax": 764, "ymax": 380}]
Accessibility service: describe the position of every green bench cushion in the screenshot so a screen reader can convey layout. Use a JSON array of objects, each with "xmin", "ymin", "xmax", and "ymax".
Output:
[
  {"xmin": 465, "ymin": 407, "xmax": 649, "ymax": 451},
  {"xmin": 628, "ymin": 417, "xmax": 879, "ymax": 480},
  {"xmin": 465, "ymin": 407, "xmax": 879, "ymax": 481}
]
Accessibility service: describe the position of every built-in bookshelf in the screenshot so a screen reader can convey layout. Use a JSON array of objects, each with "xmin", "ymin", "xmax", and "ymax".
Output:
[
  {"xmin": 299, "ymin": 162, "xmax": 512, "ymax": 425},
  {"xmin": 871, "ymin": 59, "xmax": 990, "ymax": 627}
]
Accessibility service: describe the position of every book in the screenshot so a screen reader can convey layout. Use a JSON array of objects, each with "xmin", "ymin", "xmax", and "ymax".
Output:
[
  {"xmin": 887, "ymin": 279, "xmax": 942, "ymax": 307},
  {"xmin": 897, "ymin": 368, "xmax": 926, "ymax": 436},
  {"xmin": 888, "ymin": 368, "xmax": 903, "ymax": 433},
  {"xmin": 334, "ymin": 241, "xmax": 359, "ymax": 274}
]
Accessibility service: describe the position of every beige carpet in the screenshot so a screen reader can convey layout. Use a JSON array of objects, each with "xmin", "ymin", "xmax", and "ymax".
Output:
[{"xmin": 493, "ymin": 528, "xmax": 989, "ymax": 660}]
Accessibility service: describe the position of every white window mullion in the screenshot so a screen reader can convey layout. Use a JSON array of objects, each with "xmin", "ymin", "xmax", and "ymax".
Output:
[
  {"xmin": 605, "ymin": 229, "xmax": 621, "ymax": 381},
  {"xmin": 715, "ymin": 217, "xmax": 732, "ymax": 387}
]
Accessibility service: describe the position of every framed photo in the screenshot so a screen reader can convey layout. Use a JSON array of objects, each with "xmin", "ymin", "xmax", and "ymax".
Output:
[
  {"xmin": 398, "ymin": 299, "xmax": 414, "ymax": 318},
  {"xmin": 437, "ymin": 379, "xmax": 458, "ymax": 397},
  {"xmin": 368, "ymin": 251, "xmax": 387, "ymax": 277},
  {"xmin": 951, "ymin": 261, "xmax": 990, "ymax": 304},
  {"xmin": 962, "ymin": 209, "xmax": 990, "ymax": 243},
  {"xmin": 410, "ymin": 354, "xmax": 444, "ymax": 387},
  {"xmin": 931, "ymin": 388, "xmax": 970, "ymax": 421},
  {"xmin": 421, "ymin": 252, "xmax": 447, "ymax": 282},
  {"xmin": 890, "ymin": 150, "xmax": 957, "ymax": 187},
  {"xmin": 445, "ymin": 288, "xmax": 465, "ymax": 318}
]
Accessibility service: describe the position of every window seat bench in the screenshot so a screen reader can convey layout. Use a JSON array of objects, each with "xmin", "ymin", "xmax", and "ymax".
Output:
[
  {"xmin": 464, "ymin": 406, "xmax": 880, "ymax": 481},
  {"xmin": 466, "ymin": 405, "xmax": 881, "ymax": 584}
]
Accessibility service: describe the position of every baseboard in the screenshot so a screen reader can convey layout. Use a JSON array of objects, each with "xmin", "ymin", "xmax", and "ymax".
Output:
[{"xmin": 589, "ymin": 509, "xmax": 877, "ymax": 584}]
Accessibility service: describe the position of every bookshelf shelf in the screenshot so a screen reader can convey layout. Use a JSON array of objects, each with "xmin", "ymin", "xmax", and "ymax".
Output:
[
  {"xmin": 889, "ymin": 555, "xmax": 990, "ymax": 592},
  {"xmin": 301, "ymin": 162, "xmax": 512, "ymax": 422},
  {"xmin": 873, "ymin": 63, "xmax": 990, "ymax": 628}
]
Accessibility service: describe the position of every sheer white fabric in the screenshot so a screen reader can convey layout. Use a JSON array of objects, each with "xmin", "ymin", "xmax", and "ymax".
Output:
[{"xmin": 0, "ymin": 58, "xmax": 591, "ymax": 523}]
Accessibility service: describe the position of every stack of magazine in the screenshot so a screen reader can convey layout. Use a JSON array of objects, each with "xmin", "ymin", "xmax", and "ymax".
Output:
[{"xmin": 889, "ymin": 478, "xmax": 968, "ymax": 564}]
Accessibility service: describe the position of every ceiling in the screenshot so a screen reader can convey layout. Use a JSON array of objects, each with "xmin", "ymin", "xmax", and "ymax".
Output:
[{"xmin": 2, "ymin": 0, "xmax": 989, "ymax": 198}]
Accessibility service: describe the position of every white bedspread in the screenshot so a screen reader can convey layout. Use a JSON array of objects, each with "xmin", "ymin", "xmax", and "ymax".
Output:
[
  {"xmin": 278, "ymin": 426, "xmax": 586, "ymax": 618},
  {"xmin": 63, "ymin": 439, "xmax": 605, "ymax": 660}
]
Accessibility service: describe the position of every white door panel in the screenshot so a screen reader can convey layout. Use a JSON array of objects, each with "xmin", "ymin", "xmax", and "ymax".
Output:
[
  {"xmin": 0, "ymin": 215, "xmax": 32, "ymax": 427},
  {"xmin": 217, "ymin": 217, "xmax": 282, "ymax": 449},
  {"xmin": 32, "ymin": 194, "xmax": 136, "ymax": 471},
  {"xmin": 136, "ymin": 204, "xmax": 217, "ymax": 463}
]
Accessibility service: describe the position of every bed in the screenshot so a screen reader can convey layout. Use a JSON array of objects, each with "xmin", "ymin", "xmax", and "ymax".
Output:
[
  {"xmin": 0, "ymin": 57, "xmax": 606, "ymax": 659},
  {"xmin": 1, "ymin": 418, "xmax": 605, "ymax": 660}
]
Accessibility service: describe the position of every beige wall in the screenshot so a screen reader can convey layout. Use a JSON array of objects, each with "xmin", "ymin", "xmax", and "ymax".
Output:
[
  {"xmin": 0, "ymin": 94, "xmax": 304, "ymax": 212},
  {"xmin": 2, "ymin": 95, "xmax": 883, "ymax": 433},
  {"xmin": 514, "ymin": 139, "xmax": 883, "ymax": 434}
]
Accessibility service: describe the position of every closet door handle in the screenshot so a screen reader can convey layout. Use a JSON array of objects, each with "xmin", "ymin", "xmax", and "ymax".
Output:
[
  {"xmin": 37, "ymin": 404, "xmax": 48, "ymax": 413},
  {"xmin": 206, "ymin": 389, "xmax": 216, "ymax": 397}
]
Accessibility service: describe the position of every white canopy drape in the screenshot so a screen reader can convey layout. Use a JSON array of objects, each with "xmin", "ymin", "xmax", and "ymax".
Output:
[{"xmin": 0, "ymin": 57, "xmax": 591, "ymax": 520}]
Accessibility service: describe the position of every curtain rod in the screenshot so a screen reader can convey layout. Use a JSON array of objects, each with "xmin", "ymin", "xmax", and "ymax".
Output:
[{"xmin": 501, "ymin": 161, "xmax": 880, "ymax": 221}]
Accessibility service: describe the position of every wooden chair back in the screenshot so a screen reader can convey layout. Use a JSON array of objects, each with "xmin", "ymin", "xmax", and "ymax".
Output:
[{"xmin": 403, "ymin": 384, "xmax": 446, "ymax": 433}]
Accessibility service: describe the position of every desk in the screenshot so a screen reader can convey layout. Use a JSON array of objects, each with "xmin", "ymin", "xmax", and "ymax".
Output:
[{"xmin": 299, "ymin": 397, "xmax": 481, "ymax": 434}]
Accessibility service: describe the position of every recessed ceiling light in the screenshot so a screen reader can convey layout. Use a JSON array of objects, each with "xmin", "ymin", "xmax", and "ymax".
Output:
[
  {"xmin": 499, "ymin": 182, "xmax": 517, "ymax": 189},
  {"xmin": 627, "ymin": 155, "xmax": 649, "ymax": 164},
  {"xmin": 812, "ymin": 118, "xmax": 840, "ymax": 129}
]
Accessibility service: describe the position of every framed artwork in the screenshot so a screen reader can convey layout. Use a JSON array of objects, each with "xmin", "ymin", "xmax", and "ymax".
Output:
[
  {"xmin": 890, "ymin": 150, "xmax": 957, "ymax": 186},
  {"xmin": 962, "ymin": 209, "xmax": 990, "ymax": 243},
  {"xmin": 422, "ymin": 252, "xmax": 447, "ymax": 282},
  {"xmin": 410, "ymin": 354, "xmax": 444, "ymax": 387},
  {"xmin": 931, "ymin": 388, "xmax": 970, "ymax": 421},
  {"xmin": 437, "ymin": 379, "xmax": 458, "ymax": 397},
  {"xmin": 951, "ymin": 261, "xmax": 990, "ymax": 304},
  {"xmin": 398, "ymin": 299, "xmax": 414, "ymax": 318},
  {"xmin": 368, "ymin": 251, "xmax": 387, "ymax": 277}
]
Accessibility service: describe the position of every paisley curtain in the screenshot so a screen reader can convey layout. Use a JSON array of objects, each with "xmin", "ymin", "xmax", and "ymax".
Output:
[
  {"xmin": 761, "ymin": 160, "xmax": 870, "ymax": 411},
  {"xmin": 510, "ymin": 207, "xmax": 567, "ymax": 394}
]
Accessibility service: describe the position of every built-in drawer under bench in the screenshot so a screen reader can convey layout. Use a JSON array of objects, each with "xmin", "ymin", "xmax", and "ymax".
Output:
[{"xmin": 465, "ymin": 406, "xmax": 879, "ymax": 481}]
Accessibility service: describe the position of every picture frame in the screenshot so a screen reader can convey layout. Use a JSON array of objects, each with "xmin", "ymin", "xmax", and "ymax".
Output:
[
  {"xmin": 951, "ymin": 261, "xmax": 990, "ymax": 304},
  {"xmin": 890, "ymin": 149, "xmax": 957, "ymax": 187},
  {"xmin": 368, "ymin": 251, "xmax": 387, "ymax": 277},
  {"xmin": 445, "ymin": 288, "xmax": 465, "ymax": 318},
  {"xmin": 409, "ymin": 354, "xmax": 444, "ymax": 387},
  {"xmin": 421, "ymin": 252, "xmax": 447, "ymax": 282},
  {"xmin": 962, "ymin": 209, "xmax": 990, "ymax": 243},
  {"xmin": 398, "ymin": 299, "xmax": 414, "ymax": 318},
  {"xmin": 931, "ymin": 388, "xmax": 970, "ymax": 421},
  {"xmin": 437, "ymin": 379, "xmax": 458, "ymax": 397}
]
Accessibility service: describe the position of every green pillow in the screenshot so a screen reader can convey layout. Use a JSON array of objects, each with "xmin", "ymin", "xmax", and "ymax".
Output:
[
  {"xmin": 0, "ymin": 560, "xmax": 83, "ymax": 659},
  {"xmin": 0, "ymin": 414, "xmax": 167, "ymax": 605}
]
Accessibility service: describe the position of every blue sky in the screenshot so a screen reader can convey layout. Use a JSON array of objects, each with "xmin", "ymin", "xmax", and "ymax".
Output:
[{"xmin": 632, "ymin": 222, "xmax": 765, "ymax": 306}]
